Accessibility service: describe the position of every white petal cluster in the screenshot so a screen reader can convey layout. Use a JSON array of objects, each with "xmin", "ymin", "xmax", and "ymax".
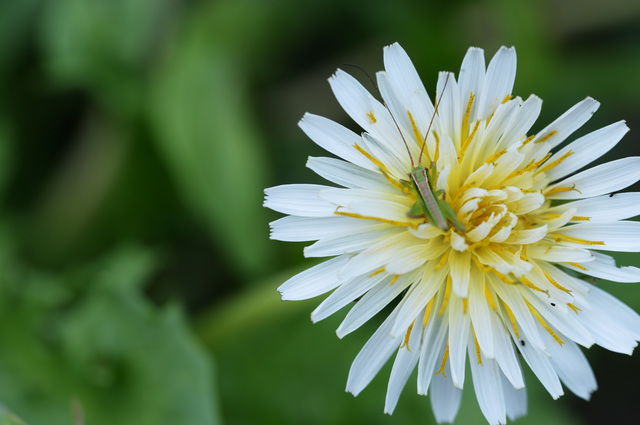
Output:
[{"xmin": 264, "ymin": 43, "xmax": 640, "ymax": 424}]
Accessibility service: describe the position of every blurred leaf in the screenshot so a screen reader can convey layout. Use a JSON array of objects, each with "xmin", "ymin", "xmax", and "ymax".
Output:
[
  {"xmin": 0, "ymin": 407, "xmax": 29, "ymax": 425},
  {"xmin": 38, "ymin": 0, "xmax": 175, "ymax": 115},
  {"xmin": 0, "ymin": 116, "xmax": 14, "ymax": 199},
  {"xmin": 149, "ymin": 9, "xmax": 271, "ymax": 279},
  {"xmin": 0, "ymin": 0, "xmax": 41, "ymax": 86},
  {"xmin": 0, "ymin": 244, "xmax": 221, "ymax": 425}
]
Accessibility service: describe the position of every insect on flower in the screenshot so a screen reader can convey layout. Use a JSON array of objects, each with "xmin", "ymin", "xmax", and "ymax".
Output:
[{"xmin": 264, "ymin": 43, "xmax": 640, "ymax": 425}]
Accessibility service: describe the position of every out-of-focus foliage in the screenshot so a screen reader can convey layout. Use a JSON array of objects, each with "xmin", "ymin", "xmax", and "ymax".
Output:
[
  {"xmin": 0, "ymin": 0, "xmax": 638, "ymax": 424},
  {"xmin": 0, "ymin": 241, "xmax": 220, "ymax": 425}
]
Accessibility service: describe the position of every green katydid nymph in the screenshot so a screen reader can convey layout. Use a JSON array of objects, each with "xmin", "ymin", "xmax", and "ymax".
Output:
[
  {"xmin": 348, "ymin": 64, "xmax": 465, "ymax": 232},
  {"xmin": 392, "ymin": 73, "xmax": 465, "ymax": 232}
]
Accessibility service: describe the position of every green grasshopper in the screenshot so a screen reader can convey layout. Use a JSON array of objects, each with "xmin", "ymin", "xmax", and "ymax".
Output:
[
  {"xmin": 349, "ymin": 64, "xmax": 464, "ymax": 232},
  {"xmin": 390, "ymin": 73, "xmax": 465, "ymax": 232}
]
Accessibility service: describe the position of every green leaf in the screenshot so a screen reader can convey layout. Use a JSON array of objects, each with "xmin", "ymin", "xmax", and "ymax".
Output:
[
  {"xmin": 0, "ymin": 244, "xmax": 222, "ymax": 425},
  {"xmin": 37, "ymin": 0, "xmax": 173, "ymax": 115},
  {"xmin": 149, "ymin": 13, "xmax": 271, "ymax": 279},
  {"xmin": 0, "ymin": 406, "xmax": 29, "ymax": 425}
]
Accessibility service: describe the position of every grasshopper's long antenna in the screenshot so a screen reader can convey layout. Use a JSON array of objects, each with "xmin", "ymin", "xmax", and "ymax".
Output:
[
  {"xmin": 344, "ymin": 63, "xmax": 416, "ymax": 169},
  {"xmin": 418, "ymin": 72, "xmax": 451, "ymax": 165},
  {"xmin": 343, "ymin": 63, "xmax": 382, "ymax": 98}
]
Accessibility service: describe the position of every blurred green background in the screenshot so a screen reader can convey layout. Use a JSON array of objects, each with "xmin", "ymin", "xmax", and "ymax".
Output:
[{"xmin": 0, "ymin": 0, "xmax": 639, "ymax": 424}]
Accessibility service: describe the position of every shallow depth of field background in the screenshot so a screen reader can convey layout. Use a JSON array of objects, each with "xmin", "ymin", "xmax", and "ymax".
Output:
[{"xmin": 0, "ymin": 0, "xmax": 639, "ymax": 424}]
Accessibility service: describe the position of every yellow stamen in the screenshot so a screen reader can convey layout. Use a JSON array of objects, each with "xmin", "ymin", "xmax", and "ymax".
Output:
[
  {"xmin": 493, "ymin": 270, "xmax": 515, "ymax": 285},
  {"xmin": 489, "ymin": 244, "xmax": 504, "ymax": 254},
  {"xmin": 501, "ymin": 94, "xmax": 512, "ymax": 104},
  {"xmin": 571, "ymin": 216, "xmax": 591, "ymax": 221},
  {"xmin": 354, "ymin": 143, "xmax": 388, "ymax": 173},
  {"xmin": 436, "ymin": 251, "xmax": 450, "ymax": 270},
  {"xmin": 366, "ymin": 110, "xmax": 377, "ymax": 124},
  {"xmin": 369, "ymin": 267, "xmax": 386, "ymax": 278},
  {"xmin": 458, "ymin": 120, "xmax": 480, "ymax": 161},
  {"xmin": 517, "ymin": 134, "xmax": 536, "ymax": 151},
  {"xmin": 507, "ymin": 152, "xmax": 552, "ymax": 180},
  {"xmin": 461, "ymin": 93, "xmax": 475, "ymax": 145},
  {"xmin": 525, "ymin": 299, "xmax": 565, "ymax": 346},
  {"xmin": 423, "ymin": 298, "xmax": 434, "ymax": 328},
  {"xmin": 354, "ymin": 144, "xmax": 414, "ymax": 196},
  {"xmin": 503, "ymin": 302, "xmax": 520, "ymax": 338},
  {"xmin": 438, "ymin": 275, "xmax": 452, "ymax": 316},
  {"xmin": 463, "ymin": 298, "xmax": 468, "ymax": 314},
  {"xmin": 567, "ymin": 303, "xmax": 581, "ymax": 314},
  {"xmin": 433, "ymin": 130, "xmax": 441, "ymax": 163},
  {"xmin": 545, "ymin": 184, "xmax": 582, "ymax": 196},
  {"xmin": 566, "ymin": 262, "xmax": 587, "ymax": 271},
  {"xmin": 552, "ymin": 234, "xmax": 605, "ymax": 246},
  {"xmin": 520, "ymin": 276, "xmax": 547, "ymax": 293},
  {"xmin": 472, "ymin": 327, "xmax": 483, "ymax": 365},
  {"xmin": 390, "ymin": 274, "xmax": 400, "ymax": 285},
  {"xmin": 541, "ymin": 269, "xmax": 572, "ymax": 294},
  {"xmin": 435, "ymin": 341, "xmax": 449, "ymax": 377},
  {"xmin": 536, "ymin": 150, "xmax": 574, "ymax": 175},
  {"xmin": 534, "ymin": 129, "xmax": 557, "ymax": 144},
  {"xmin": 484, "ymin": 285, "xmax": 497, "ymax": 311},
  {"xmin": 407, "ymin": 110, "xmax": 425, "ymax": 154},
  {"xmin": 335, "ymin": 209, "xmax": 418, "ymax": 229},
  {"xmin": 400, "ymin": 320, "xmax": 415, "ymax": 352},
  {"xmin": 485, "ymin": 149, "xmax": 508, "ymax": 165},
  {"xmin": 472, "ymin": 256, "xmax": 493, "ymax": 274}
]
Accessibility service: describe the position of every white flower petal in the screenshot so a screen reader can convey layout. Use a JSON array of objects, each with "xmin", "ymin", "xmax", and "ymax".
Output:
[
  {"xmin": 527, "ymin": 245, "xmax": 594, "ymax": 263},
  {"xmin": 563, "ymin": 251, "xmax": 640, "ymax": 283},
  {"xmin": 417, "ymin": 303, "xmax": 449, "ymax": 395},
  {"xmin": 311, "ymin": 272, "xmax": 386, "ymax": 323},
  {"xmin": 337, "ymin": 272, "xmax": 416, "ymax": 338},
  {"xmin": 530, "ymin": 97, "xmax": 600, "ymax": 158},
  {"xmin": 263, "ymin": 184, "xmax": 337, "ymax": 217},
  {"xmin": 468, "ymin": 269, "xmax": 494, "ymax": 359},
  {"xmin": 502, "ymin": 373, "xmax": 527, "ymax": 421},
  {"xmin": 269, "ymin": 215, "xmax": 383, "ymax": 242},
  {"xmin": 277, "ymin": 256, "xmax": 349, "ymax": 301},
  {"xmin": 383, "ymin": 42, "xmax": 431, "ymax": 108},
  {"xmin": 542, "ymin": 331, "xmax": 597, "ymax": 400},
  {"xmin": 298, "ymin": 113, "xmax": 374, "ymax": 170},
  {"xmin": 458, "ymin": 46, "xmax": 485, "ymax": 124},
  {"xmin": 549, "ymin": 193, "xmax": 640, "ymax": 222},
  {"xmin": 523, "ymin": 288, "xmax": 595, "ymax": 348},
  {"xmin": 436, "ymin": 71, "xmax": 462, "ymax": 149},
  {"xmin": 553, "ymin": 221, "xmax": 640, "ymax": 252},
  {"xmin": 477, "ymin": 46, "xmax": 517, "ymax": 120},
  {"xmin": 303, "ymin": 226, "xmax": 399, "ymax": 258},
  {"xmin": 491, "ymin": 280, "xmax": 546, "ymax": 352},
  {"xmin": 448, "ymin": 296, "xmax": 470, "ymax": 388},
  {"xmin": 329, "ymin": 69, "xmax": 378, "ymax": 132},
  {"xmin": 497, "ymin": 95, "xmax": 542, "ymax": 151},
  {"xmin": 490, "ymin": 310, "xmax": 524, "ymax": 389},
  {"xmin": 430, "ymin": 361, "xmax": 463, "ymax": 423},
  {"xmin": 390, "ymin": 264, "xmax": 446, "ymax": 337},
  {"xmin": 546, "ymin": 121, "xmax": 629, "ymax": 181},
  {"xmin": 584, "ymin": 282, "xmax": 640, "ymax": 340},
  {"xmin": 307, "ymin": 156, "xmax": 390, "ymax": 189},
  {"xmin": 513, "ymin": 327, "xmax": 564, "ymax": 399},
  {"xmin": 546, "ymin": 157, "xmax": 640, "ymax": 200},
  {"xmin": 384, "ymin": 311, "xmax": 424, "ymax": 414},
  {"xmin": 346, "ymin": 306, "xmax": 403, "ymax": 396},
  {"xmin": 337, "ymin": 231, "xmax": 416, "ymax": 280},
  {"xmin": 468, "ymin": 352, "xmax": 506, "ymax": 425}
]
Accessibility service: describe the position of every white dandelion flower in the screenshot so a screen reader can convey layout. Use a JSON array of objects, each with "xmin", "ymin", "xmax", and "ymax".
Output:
[{"xmin": 264, "ymin": 43, "xmax": 640, "ymax": 424}]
